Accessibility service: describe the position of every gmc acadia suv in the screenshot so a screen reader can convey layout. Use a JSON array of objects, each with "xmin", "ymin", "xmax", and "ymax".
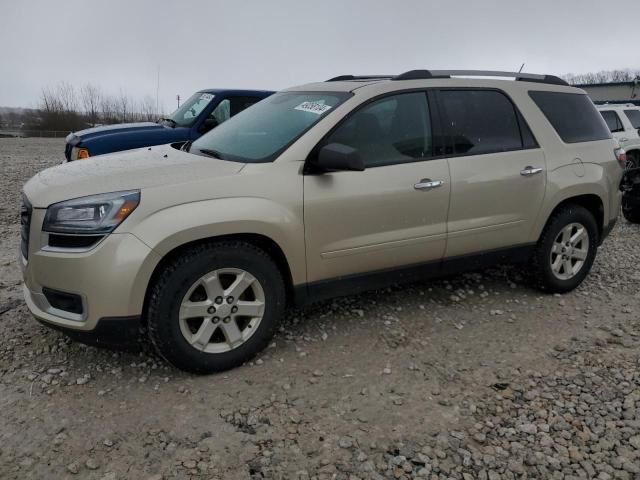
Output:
[{"xmin": 21, "ymin": 70, "xmax": 624, "ymax": 373}]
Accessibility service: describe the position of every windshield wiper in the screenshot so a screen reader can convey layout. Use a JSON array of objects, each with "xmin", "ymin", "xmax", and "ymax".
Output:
[
  {"xmin": 182, "ymin": 140, "xmax": 193, "ymax": 152},
  {"xmin": 197, "ymin": 148, "xmax": 226, "ymax": 160},
  {"xmin": 159, "ymin": 117, "xmax": 177, "ymax": 127}
]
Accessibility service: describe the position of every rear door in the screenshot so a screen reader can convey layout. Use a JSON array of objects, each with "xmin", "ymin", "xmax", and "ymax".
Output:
[
  {"xmin": 303, "ymin": 91, "xmax": 450, "ymax": 283},
  {"xmin": 437, "ymin": 89, "xmax": 547, "ymax": 257}
]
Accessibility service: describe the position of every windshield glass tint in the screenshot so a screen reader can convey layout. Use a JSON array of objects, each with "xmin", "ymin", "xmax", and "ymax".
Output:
[
  {"xmin": 625, "ymin": 109, "xmax": 640, "ymax": 129},
  {"xmin": 169, "ymin": 92, "xmax": 215, "ymax": 126},
  {"xmin": 191, "ymin": 91, "xmax": 351, "ymax": 162}
]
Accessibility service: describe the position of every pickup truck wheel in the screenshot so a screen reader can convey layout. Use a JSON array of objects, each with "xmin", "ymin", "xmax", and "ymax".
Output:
[
  {"xmin": 530, "ymin": 205, "xmax": 598, "ymax": 293},
  {"xmin": 147, "ymin": 242, "xmax": 286, "ymax": 374}
]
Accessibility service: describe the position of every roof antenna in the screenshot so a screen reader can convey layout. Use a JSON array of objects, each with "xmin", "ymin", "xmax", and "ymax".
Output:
[{"xmin": 518, "ymin": 63, "xmax": 525, "ymax": 73}]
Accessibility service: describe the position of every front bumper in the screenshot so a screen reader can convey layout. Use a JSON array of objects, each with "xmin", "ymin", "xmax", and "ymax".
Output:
[
  {"xmin": 22, "ymin": 210, "xmax": 161, "ymax": 334},
  {"xmin": 33, "ymin": 310, "xmax": 142, "ymax": 350}
]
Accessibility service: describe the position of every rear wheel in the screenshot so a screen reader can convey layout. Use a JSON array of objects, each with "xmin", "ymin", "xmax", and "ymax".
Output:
[
  {"xmin": 530, "ymin": 205, "xmax": 598, "ymax": 293},
  {"xmin": 147, "ymin": 242, "xmax": 286, "ymax": 374}
]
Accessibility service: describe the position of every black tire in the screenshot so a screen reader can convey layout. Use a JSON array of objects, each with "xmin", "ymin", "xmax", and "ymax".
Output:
[
  {"xmin": 622, "ymin": 196, "xmax": 640, "ymax": 223},
  {"xmin": 530, "ymin": 205, "xmax": 599, "ymax": 293},
  {"xmin": 147, "ymin": 241, "xmax": 286, "ymax": 374}
]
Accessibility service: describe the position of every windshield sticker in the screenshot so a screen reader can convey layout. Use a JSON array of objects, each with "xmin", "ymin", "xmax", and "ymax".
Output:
[
  {"xmin": 200, "ymin": 93, "xmax": 214, "ymax": 101},
  {"xmin": 294, "ymin": 101, "xmax": 332, "ymax": 115}
]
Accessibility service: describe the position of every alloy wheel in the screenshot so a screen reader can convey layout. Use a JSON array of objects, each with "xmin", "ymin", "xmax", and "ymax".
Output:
[
  {"xmin": 549, "ymin": 222, "xmax": 589, "ymax": 280},
  {"xmin": 178, "ymin": 268, "xmax": 265, "ymax": 353}
]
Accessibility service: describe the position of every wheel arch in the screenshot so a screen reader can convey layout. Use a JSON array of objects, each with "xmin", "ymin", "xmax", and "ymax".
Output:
[
  {"xmin": 141, "ymin": 233, "xmax": 296, "ymax": 325},
  {"xmin": 539, "ymin": 193, "xmax": 605, "ymax": 242}
]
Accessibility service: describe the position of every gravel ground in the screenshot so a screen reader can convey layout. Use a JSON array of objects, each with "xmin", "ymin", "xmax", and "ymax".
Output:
[{"xmin": 0, "ymin": 138, "xmax": 639, "ymax": 480}]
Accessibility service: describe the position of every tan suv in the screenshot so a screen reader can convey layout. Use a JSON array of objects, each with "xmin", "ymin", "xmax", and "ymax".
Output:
[{"xmin": 21, "ymin": 70, "xmax": 624, "ymax": 373}]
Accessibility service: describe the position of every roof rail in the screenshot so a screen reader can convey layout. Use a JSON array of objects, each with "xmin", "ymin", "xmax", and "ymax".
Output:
[
  {"xmin": 393, "ymin": 70, "xmax": 569, "ymax": 86},
  {"xmin": 326, "ymin": 75, "xmax": 394, "ymax": 82}
]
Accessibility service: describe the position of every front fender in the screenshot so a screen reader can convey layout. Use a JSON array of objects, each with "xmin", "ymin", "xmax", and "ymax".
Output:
[
  {"xmin": 130, "ymin": 197, "xmax": 306, "ymax": 285},
  {"xmin": 532, "ymin": 163, "xmax": 608, "ymax": 239}
]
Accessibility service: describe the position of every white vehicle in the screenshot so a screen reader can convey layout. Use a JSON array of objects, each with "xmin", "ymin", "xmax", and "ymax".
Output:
[{"xmin": 597, "ymin": 104, "xmax": 640, "ymax": 168}]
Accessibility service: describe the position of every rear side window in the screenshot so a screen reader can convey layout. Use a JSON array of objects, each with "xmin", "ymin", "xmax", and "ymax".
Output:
[
  {"xmin": 624, "ymin": 109, "xmax": 640, "ymax": 129},
  {"xmin": 529, "ymin": 91, "xmax": 611, "ymax": 143},
  {"xmin": 439, "ymin": 90, "xmax": 531, "ymax": 156},
  {"xmin": 600, "ymin": 111, "xmax": 624, "ymax": 133}
]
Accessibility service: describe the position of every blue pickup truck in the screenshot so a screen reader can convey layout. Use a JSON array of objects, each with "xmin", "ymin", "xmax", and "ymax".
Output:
[{"xmin": 64, "ymin": 88, "xmax": 274, "ymax": 161}]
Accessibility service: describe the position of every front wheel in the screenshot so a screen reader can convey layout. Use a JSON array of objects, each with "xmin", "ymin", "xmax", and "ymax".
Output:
[
  {"xmin": 530, "ymin": 205, "xmax": 598, "ymax": 293},
  {"xmin": 147, "ymin": 242, "xmax": 286, "ymax": 374}
]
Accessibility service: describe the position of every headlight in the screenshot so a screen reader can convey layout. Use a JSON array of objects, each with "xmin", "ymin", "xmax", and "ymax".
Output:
[
  {"xmin": 71, "ymin": 147, "xmax": 90, "ymax": 160},
  {"xmin": 43, "ymin": 190, "xmax": 140, "ymax": 234}
]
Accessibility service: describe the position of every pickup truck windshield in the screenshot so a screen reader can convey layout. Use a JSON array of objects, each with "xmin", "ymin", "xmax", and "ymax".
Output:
[
  {"xmin": 190, "ymin": 91, "xmax": 351, "ymax": 162},
  {"xmin": 167, "ymin": 92, "xmax": 216, "ymax": 127}
]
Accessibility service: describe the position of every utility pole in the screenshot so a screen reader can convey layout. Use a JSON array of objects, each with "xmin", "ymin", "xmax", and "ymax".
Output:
[{"xmin": 176, "ymin": 94, "xmax": 181, "ymax": 109}]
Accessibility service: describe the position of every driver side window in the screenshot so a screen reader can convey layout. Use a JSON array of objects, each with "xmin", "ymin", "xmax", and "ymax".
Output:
[
  {"xmin": 211, "ymin": 99, "xmax": 231, "ymax": 125},
  {"xmin": 324, "ymin": 92, "xmax": 433, "ymax": 168}
]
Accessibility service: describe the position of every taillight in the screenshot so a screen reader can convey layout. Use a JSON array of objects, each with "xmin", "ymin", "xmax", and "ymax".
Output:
[{"xmin": 615, "ymin": 148, "xmax": 627, "ymax": 168}]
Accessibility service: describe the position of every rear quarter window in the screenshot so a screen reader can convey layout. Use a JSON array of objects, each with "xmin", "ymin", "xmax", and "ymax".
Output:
[
  {"xmin": 624, "ymin": 109, "xmax": 640, "ymax": 129},
  {"xmin": 529, "ymin": 91, "xmax": 611, "ymax": 143}
]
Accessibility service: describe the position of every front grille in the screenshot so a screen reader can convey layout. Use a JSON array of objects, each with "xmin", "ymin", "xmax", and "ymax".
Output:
[{"xmin": 20, "ymin": 196, "xmax": 32, "ymax": 260}]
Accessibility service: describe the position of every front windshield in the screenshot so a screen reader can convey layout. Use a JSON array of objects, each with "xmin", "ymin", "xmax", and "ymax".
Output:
[
  {"xmin": 190, "ymin": 91, "xmax": 351, "ymax": 162},
  {"xmin": 168, "ymin": 92, "xmax": 216, "ymax": 127}
]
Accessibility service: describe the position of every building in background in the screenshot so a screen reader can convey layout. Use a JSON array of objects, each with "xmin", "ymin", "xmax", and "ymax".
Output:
[{"xmin": 577, "ymin": 80, "xmax": 640, "ymax": 105}]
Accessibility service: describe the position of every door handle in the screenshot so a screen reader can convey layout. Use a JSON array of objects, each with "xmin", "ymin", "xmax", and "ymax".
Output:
[
  {"xmin": 520, "ymin": 166, "xmax": 543, "ymax": 176},
  {"xmin": 414, "ymin": 179, "xmax": 444, "ymax": 190},
  {"xmin": 620, "ymin": 137, "xmax": 629, "ymax": 142}
]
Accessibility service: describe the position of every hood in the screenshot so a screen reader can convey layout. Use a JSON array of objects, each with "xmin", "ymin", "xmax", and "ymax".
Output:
[
  {"xmin": 67, "ymin": 122, "xmax": 165, "ymax": 144},
  {"xmin": 24, "ymin": 144, "xmax": 244, "ymax": 208}
]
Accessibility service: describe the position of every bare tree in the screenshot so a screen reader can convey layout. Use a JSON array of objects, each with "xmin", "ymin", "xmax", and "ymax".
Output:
[
  {"xmin": 38, "ymin": 83, "xmax": 83, "ymax": 131},
  {"xmin": 564, "ymin": 69, "xmax": 640, "ymax": 85},
  {"xmin": 57, "ymin": 81, "xmax": 78, "ymax": 113},
  {"xmin": 34, "ymin": 80, "xmax": 165, "ymax": 129},
  {"xmin": 80, "ymin": 83, "xmax": 102, "ymax": 126},
  {"xmin": 139, "ymin": 95, "xmax": 157, "ymax": 122},
  {"xmin": 117, "ymin": 89, "xmax": 130, "ymax": 123},
  {"xmin": 100, "ymin": 94, "xmax": 118, "ymax": 124}
]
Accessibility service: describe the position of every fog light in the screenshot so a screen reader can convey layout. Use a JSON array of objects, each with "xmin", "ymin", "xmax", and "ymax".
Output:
[{"xmin": 42, "ymin": 287, "xmax": 83, "ymax": 315}]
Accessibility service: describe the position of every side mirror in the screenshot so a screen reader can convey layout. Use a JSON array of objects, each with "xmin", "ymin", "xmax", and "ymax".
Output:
[
  {"xmin": 199, "ymin": 118, "xmax": 218, "ymax": 134},
  {"xmin": 315, "ymin": 143, "xmax": 365, "ymax": 172}
]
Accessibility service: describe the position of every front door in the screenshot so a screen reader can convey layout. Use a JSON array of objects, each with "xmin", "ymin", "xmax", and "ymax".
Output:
[{"xmin": 303, "ymin": 91, "xmax": 450, "ymax": 283}]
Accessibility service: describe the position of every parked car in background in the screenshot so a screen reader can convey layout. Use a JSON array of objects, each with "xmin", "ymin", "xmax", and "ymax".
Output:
[
  {"xmin": 597, "ymin": 104, "xmax": 640, "ymax": 168},
  {"xmin": 22, "ymin": 70, "xmax": 623, "ymax": 373},
  {"xmin": 64, "ymin": 89, "xmax": 274, "ymax": 161},
  {"xmin": 621, "ymin": 167, "xmax": 640, "ymax": 223}
]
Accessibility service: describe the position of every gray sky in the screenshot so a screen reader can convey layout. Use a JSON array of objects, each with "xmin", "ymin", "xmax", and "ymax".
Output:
[{"xmin": 1, "ymin": 0, "xmax": 638, "ymax": 110}]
